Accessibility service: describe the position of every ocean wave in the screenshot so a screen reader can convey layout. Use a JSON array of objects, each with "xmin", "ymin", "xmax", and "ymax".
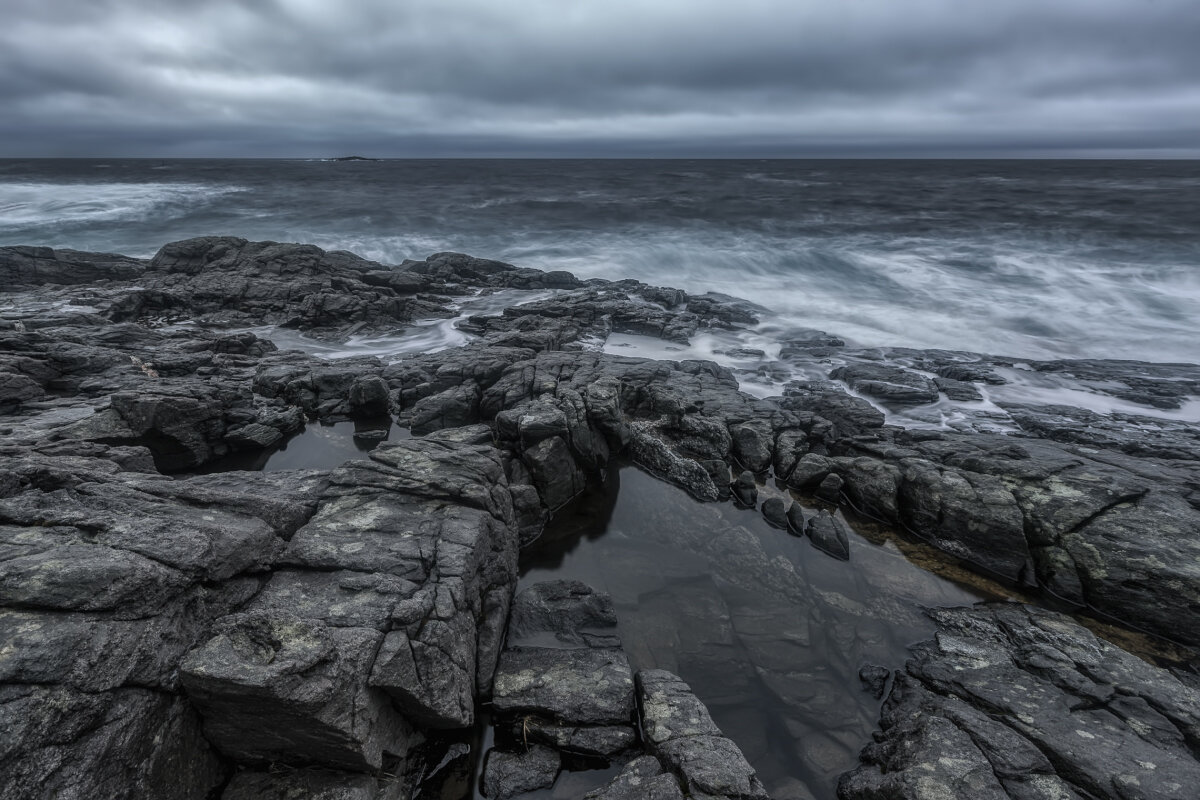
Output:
[{"xmin": 0, "ymin": 181, "xmax": 245, "ymax": 230}]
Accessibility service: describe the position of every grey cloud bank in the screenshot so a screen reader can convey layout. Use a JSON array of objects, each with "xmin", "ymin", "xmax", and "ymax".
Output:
[{"xmin": 2, "ymin": 0, "xmax": 1198, "ymax": 157}]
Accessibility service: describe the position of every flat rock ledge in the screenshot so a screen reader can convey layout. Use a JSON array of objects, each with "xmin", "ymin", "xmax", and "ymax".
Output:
[
  {"xmin": 840, "ymin": 603, "xmax": 1200, "ymax": 800},
  {"xmin": 1, "ymin": 238, "xmax": 1198, "ymax": 798}
]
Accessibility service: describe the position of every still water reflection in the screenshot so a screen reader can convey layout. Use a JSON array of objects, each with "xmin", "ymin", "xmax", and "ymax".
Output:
[{"xmin": 519, "ymin": 464, "xmax": 998, "ymax": 799}]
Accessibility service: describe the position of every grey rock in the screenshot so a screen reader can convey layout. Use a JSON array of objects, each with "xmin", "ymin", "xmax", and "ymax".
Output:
[
  {"xmin": 761, "ymin": 497, "xmax": 788, "ymax": 529},
  {"xmin": 857, "ymin": 664, "xmax": 890, "ymax": 700},
  {"xmin": 732, "ymin": 470, "xmax": 758, "ymax": 507},
  {"xmin": 816, "ymin": 472, "xmax": 844, "ymax": 504},
  {"xmin": 522, "ymin": 435, "xmax": 586, "ymax": 510},
  {"xmin": 348, "ymin": 375, "xmax": 390, "ymax": 418},
  {"xmin": 481, "ymin": 745, "xmax": 560, "ymax": 800},
  {"xmin": 934, "ymin": 375, "xmax": 984, "ymax": 401},
  {"xmin": 0, "ymin": 245, "xmax": 145, "ymax": 286},
  {"xmin": 493, "ymin": 646, "xmax": 635, "ymax": 726},
  {"xmin": 805, "ymin": 510, "xmax": 850, "ymax": 561},
  {"xmin": 785, "ymin": 501, "xmax": 807, "ymax": 535},
  {"xmin": 180, "ymin": 612, "xmax": 412, "ymax": 771},
  {"xmin": 507, "ymin": 580, "xmax": 621, "ymax": 649},
  {"xmin": 840, "ymin": 603, "xmax": 1200, "ymax": 800},
  {"xmin": 583, "ymin": 755, "xmax": 685, "ymax": 800},
  {"xmin": 0, "ymin": 685, "xmax": 225, "ymax": 800},
  {"xmin": 637, "ymin": 670, "xmax": 770, "ymax": 800},
  {"xmin": 730, "ymin": 421, "xmax": 773, "ymax": 473},
  {"xmin": 221, "ymin": 768, "xmax": 400, "ymax": 800},
  {"xmin": 830, "ymin": 363, "xmax": 939, "ymax": 406},
  {"xmin": 517, "ymin": 719, "xmax": 638, "ymax": 758}
]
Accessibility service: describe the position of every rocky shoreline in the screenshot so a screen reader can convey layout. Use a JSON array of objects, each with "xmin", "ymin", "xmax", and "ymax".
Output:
[{"xmin": 2, "ymin": 237, "xmax": 1198, "ymax": 799}]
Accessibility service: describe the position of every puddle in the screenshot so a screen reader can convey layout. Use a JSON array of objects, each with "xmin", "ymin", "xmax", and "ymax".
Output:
[
  {"xmin": 480, "ymin": 463, "xmax": 997, "ymax": 799},
  {"xmin": 192, "ymin": 418, "xmax": 409, "ymax": 473}
]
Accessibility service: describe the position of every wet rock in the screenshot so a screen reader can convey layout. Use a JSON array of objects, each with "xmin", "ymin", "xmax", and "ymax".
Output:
[
  {"xmin": 805, "ymin": 510, "xmax": 850, "ymax": 561},
  {"xmin": 180, "ymin": 612, "xmax": 411, "ymax": 771},
  {"xmin": 637, "ymin": 670, "xmax": 770, "ymax": 800},
  {"xmin": 840, "ymin": 603, "xmax": 1200, "ymax": 800},
  {"xmin": 493, "ymin": 646, "xmax": 634, "ymax": 726},
  {"xmin": 0, "ymin": 685, "xmax": 225, "ymax": 800},
  {"xmin": 582, "ymin": 755, "xmax": 685, "ymax": 800},
  {"xmin": 408, "ymin": 381, "xmax": 481, "ymax": 435},
  {"xmin": 506, "ymin": 580, "xmax": 621, "ymax": 649},
  {"xmin": 785, "ymin": 502, "xmax": 807, "ymax": 535},
  {"xmin": 816, "ymin": 472, "xmax": 844, "ymax": 504},
  {"xmin": 224, "ymin": 421, "xmax": 283, "ymax": 450},
  {"xmin": 0, "ymin": 371, "xmax": 44, "ymax": 409},
  {"xmin": 0, "ymin": 245, "xmax": 145, "ymax": 286},
  {"xmin": 761, "ymin": 497, "xmax": 788, "ymax": 529},
  {"xmin": 934, "ymin": 375, "xmax": 983, "ymax": 401},
  {"xmin": 732, "ymin": 470, "xmax": 758, "ymax": 507},
  {"xmin": 830, "ymin": 363, "xmax": 939, "ymax": 406},
  {"xmin": 493, "ymin": 582, "xmax": 636, "ymax": 752},
  {"xmin": 935, "ymin": 362, "xmax": 1005, "ymax": 385},
  {"xmin": 515, "ymin": 719, "xmax": 638, "ymax": 759},
  {"xmin": 481, "ymin": 745, "xmax": 560, "ymax": 799},
  {"xmin": 630, "ymin": 422, "xmax": 721, "ymax": 502},
  {"xmin": 348, "ymin": 375, "xmax": 390, "ymax": 418},
  {"xmin": 771, "ymin": 428, "xmax": 809, "ymax": 481},
  {"xmin": 786, "ymin": 452, "xmax": 833, "ymax": 491},
  {"xmin": 522, "ymin": 435, "xmax": 587, "ymax": 510},
  {"xmin": 221, "ymin": 768, "xmax": 402, "ymax": 800},
  {"xmin": 730, "ymin": 421, "xmax": 773, "ymax": 473},
  {"xmin": 857, "ymin": 664, "xmax": 890, "ymax": 700}
]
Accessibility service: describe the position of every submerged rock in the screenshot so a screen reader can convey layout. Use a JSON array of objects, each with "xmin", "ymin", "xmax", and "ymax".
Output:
[
  {"xmin": 805, "ymin": 510, "xmax": 851, "ymax": 561},
  {"xmin": 638, "ymin": 670, "xmax": 770, "ymax": 800},
  {"xmin": 732, "ymin": 470, "xmax": 758, "ymax": 507},
  {"xmin": 492, "ymin": 582, "xmax": 637, "ymax": 758},
  {"xmin": 583, "ymin": 755, "xmax": 685, "ymax": 800}
]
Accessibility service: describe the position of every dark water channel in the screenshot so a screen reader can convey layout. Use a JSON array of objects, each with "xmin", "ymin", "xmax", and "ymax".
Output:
[
  {"xmin": 510, "ymin": 463, "xmax": 999, "ymax": 799},
  {"xmin": 193, "ymin": 417, "xmax": 410, "ymax": 473}
]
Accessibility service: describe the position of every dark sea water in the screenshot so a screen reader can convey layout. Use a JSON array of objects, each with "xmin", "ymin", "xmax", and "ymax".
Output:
[{"xmin": 2, "ymin": 158, "xmax": 1198, "ymax": 363}]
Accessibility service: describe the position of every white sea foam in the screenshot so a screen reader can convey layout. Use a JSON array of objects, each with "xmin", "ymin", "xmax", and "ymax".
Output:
[
  {"xmin": 251, "ymin": 288, "xmax": 556, "ymax": 361},
  {"xmin": 0, "ymin": 181, "xmax": 245, "ymax": 241}
]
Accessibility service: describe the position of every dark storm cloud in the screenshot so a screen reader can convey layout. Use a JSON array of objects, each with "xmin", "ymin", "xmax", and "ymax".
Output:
[{"xmin": 1, "ymin": 0, "xmax": 1198, "ymax": 156}]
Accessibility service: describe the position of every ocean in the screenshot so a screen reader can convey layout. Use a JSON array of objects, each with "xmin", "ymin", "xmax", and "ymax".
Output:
[{"xmin": 2, "ymin": 158, "xmax": 1198, "ymax": 365}]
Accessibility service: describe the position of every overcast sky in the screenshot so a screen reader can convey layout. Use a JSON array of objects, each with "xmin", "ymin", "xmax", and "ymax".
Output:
[{"xmin": 2, "ymin": 0, "xmax": 1198, "ymax": 157}]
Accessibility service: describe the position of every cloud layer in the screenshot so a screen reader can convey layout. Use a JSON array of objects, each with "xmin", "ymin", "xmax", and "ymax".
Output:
[{"xmin": 3, "ymin": 0, "xmax": 1198, "ymax": 156}]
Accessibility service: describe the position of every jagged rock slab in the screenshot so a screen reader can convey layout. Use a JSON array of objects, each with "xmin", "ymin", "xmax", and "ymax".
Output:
[
  {"xmin": 222, "ymin": 768, "xmax": 407, "ymax": 800},
  {"xmin": 180, "ymin": 612, "xmax": 411, "ymax": 771},
  {"xmin": 492, "ymin": 581, "xmax": 637, "ymax": 756},
  {"xmin": 583, "ymin": 755, "xmax": 686, "ymax": 800},
  {"xmin": 493, "ymin": 646, "xmax": 635, "ymax": 726},
  {"xmin": 839, "ymin": 603, "xmax": 1200, "ymax": 800},
  {"xmin": 481, "ymin": 745, "xmax": 561, "ymax": 800},
  {"xmin": 637, "ymin": 670, "xmax": 770, "ymax": 800}
]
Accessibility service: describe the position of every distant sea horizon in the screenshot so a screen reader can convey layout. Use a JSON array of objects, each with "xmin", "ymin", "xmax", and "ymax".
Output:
[{"xmin": 3, "ymin": 157, "xmax": 1198, "ymax": 364}]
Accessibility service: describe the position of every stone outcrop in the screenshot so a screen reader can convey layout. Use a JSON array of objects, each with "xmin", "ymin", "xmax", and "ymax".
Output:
[
  {"xmin": 2, "ymin": 237, "xmax": 1199, "ymax": 798},
  {"xmin": 840, "ymin": 604, "xmax": 1200, "ymax": 800}
]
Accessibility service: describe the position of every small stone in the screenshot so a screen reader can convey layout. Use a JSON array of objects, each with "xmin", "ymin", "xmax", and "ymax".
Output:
[
  {"xmin": 761, "ymin": 497, "xmax": 788, "ymax": 529},
  {"xmin": 732, "ymin": 470, "xmax": 758, "ymax": 507},
  {"xmin": 805, "ymin": 510, "xmax": 850, "ymax": 561},
  {"xmin": 858, "ymin": 664, "xmax": 891, "ymax": 699},
  {"xmin": 816, "ymin": 473, "xmax": 844, "ymax": 504},
  {"xmin": 785, "ymin": 502, "xmax": 807, "ymax": 536}
]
